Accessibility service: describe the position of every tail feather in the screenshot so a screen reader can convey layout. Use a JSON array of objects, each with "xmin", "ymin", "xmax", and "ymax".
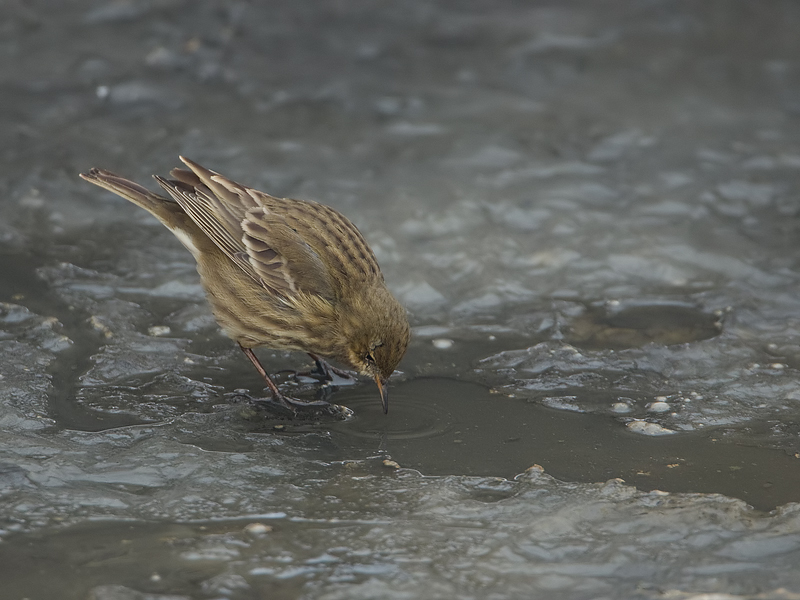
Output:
[
  {"xmin": 80, "ymin": 168, "xmax": 185, "ymax": 228},
  {"xmin": 80, "ymin": 167, "xmax": 206, "ymax": 258},
  {"xmin": 168, "ymin": 167, "xmax": 204, "ymax": 189}
]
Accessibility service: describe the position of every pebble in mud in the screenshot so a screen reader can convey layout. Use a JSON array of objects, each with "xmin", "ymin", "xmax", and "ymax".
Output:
[
  {"xmin": 89, "ymin": 315, "xmax": 113, "ymax": 338},
  {"xmin": 244, "ymin": 523, "xmax": 273, "ymax": 536},
  {"xmin": 432, "ymin": 338, "xmax": 454, "ymax": 349},
  {"xmin": 647, "ymin": 401, "xmax": 671, "ymax": 413},
  {"xmin": 627, "ymin": 420, "xmax": 676, "ymax": 436},
  {"xmin": 611, "ymin": 402, "xmax": 632, "ymax": 414}
]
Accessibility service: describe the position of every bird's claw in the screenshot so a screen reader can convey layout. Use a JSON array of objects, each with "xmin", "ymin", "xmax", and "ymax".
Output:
[
  {"xmin": 283, "ymin": 396, "xmax": 332, "ymax": 409},
  {"xmin": 296, "ymin": 355, "xmax": 357, "ymax": 385},
  {"xmin": 230, "ymin": 389, "xmax": 347, "ymax": 419}
]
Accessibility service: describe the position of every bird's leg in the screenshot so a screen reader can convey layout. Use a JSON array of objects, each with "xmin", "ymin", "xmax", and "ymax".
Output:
[
  {"xmin": 307, "ymin": 352, "xmax": 356, "ymax": 382},
  {"xmin": 239, "ymin": 345, "xmax": 328, "ymax": 410},
  {"xmin": 239, "ymin": 345, "xmax": 292, "ymax": 409}
]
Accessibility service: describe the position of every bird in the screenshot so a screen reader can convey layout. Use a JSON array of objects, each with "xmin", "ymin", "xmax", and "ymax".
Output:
[{"xmin": 80, "ymin": 157, "xmax": 409, "ymax": 415}]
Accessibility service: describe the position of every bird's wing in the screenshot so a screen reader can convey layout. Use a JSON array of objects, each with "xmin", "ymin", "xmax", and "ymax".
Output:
[
  {"xmin": 154, "ymin": 174, "xmax": 256, "ymax": 279},
  {"xmin": 178, "ymin": 158, "xmax": 383, "ymax": 286},
  {"xmin": 155, "ymin": 159, "xmax": 334, "ymax": 299},
  {"xmin": 242, "ymin": 207, "xmax": 335, "ymax": 299},
  {"xmin": 249, "ymin": 190, "xmax": 383, "ymax": 285},
  {"xmin": 169, "ymin": 157, "xmax": 262, "ymax": 242}
]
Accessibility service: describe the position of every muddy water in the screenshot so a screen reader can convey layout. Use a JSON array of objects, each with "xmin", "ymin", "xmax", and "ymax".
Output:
[{"xmin": 331, "ymin": 379, "xmax": 800, "ymax": 511}]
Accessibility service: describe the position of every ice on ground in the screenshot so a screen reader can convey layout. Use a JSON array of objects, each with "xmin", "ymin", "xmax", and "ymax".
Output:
[
  {"xmin": 3, "ymin": 1, "xmax": 800, "ymax": 598},
  {"xmin": 627, "ymin": 420, "xmax": 676, "ymax": 436},
  {"xmin": 394, "ymin": 280, "xmax": 447, "ymax": 313},
  {"xmin": 588, "ymin": 129, "xmax": 657, "ymax": 162},
  {"xmin": 480, "ymin": 336, "xmax": 800, "ymax": 438},
  {"xmin": 2, "ymin": 423, "xmax": 800, "ymax": 599}
]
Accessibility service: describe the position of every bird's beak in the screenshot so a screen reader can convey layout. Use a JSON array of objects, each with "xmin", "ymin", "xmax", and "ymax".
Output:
[{"xmin": 375, "ymin": 375, "xmax": 389, "ymax": 414}]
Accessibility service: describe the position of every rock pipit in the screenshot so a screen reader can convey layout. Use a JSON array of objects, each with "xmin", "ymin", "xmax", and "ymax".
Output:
[{"xmin": 81, "ymin": 157, "xmax": 409, "ymax": 414}]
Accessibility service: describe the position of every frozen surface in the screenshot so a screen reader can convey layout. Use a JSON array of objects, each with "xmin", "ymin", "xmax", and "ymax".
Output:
[{"xmin": 2, "ymin": 0, "xmax": 800, "ymax": 598}]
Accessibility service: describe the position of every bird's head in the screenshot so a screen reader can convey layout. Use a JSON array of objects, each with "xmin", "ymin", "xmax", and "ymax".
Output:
[{"xmin": 341, "ymin": 287, "xmax": 410, "ymax": 414}]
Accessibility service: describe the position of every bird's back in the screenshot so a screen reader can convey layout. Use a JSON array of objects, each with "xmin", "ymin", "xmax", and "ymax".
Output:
[{"xmin": 161, "ymin": 158, "xmax": 383, "ymax": 299}]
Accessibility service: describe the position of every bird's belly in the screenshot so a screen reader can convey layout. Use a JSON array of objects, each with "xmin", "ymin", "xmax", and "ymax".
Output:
[{"xmin": 195, "ymin": 256, "xmax": 330, "ymax": 354}]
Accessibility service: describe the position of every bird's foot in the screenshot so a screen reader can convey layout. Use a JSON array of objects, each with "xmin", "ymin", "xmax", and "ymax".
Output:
[
  {"xmin": 295, "ymin": 354, "xmax": 357, "ymax": 385},
  {"xmin": 228, "ymin": 389, "xmax": 349, "ymax": 420},
  {"xmin": 270, "ymin": 393, "xmax": 352, "ymax": 419}
]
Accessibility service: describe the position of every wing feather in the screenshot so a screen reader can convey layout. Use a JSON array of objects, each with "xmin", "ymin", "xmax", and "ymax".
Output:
[
  {"xmin": 153, "ymin": 175, "xmax": 256, "ymax": 279},
  {"xmin": 242, "ymin": 208, "xmax": 334, "ymax": 299},
  {"xmin": 249, "ymin": 190, "xmax": 382, "ymax": 283},
  {"xmin": 155, "ymin": 157, "xmax": 360, "ymax": 302}
]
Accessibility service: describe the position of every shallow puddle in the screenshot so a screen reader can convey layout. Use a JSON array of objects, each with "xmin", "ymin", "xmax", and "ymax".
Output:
[
  {"xmin": 566, "ymin": 301, "xmax": 724, "ymax": 349},
  {"xmin": 320, "ymin": 378, "xmax": 800, "ymax": 511}
]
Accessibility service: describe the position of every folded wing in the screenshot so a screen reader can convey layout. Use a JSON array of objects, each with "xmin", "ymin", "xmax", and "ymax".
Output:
[{"xmin": 155, "ymin": 158, "xmax": 334, "ymax": 301}]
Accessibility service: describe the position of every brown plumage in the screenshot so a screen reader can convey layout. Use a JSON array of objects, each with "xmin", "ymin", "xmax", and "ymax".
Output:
[{"xmin": 80, "ymin": 157, "xmax": 409, "ymax": 414}]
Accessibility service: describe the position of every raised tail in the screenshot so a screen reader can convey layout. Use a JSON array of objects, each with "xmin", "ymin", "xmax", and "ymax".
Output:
[
  {"xmin": 80, "ymin": 168, "xmax": 203, "ymax": 257},
  {"xmin": 80, "ymin": 168, "xmax": 182, "ymax": 223}
]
